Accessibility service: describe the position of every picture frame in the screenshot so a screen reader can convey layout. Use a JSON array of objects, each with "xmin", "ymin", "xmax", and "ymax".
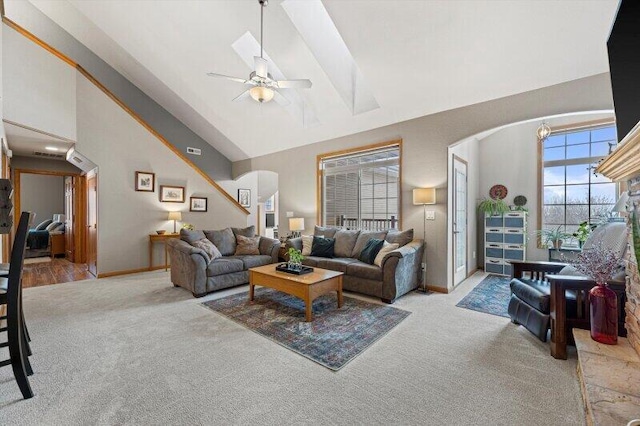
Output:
[
  {"xmin": 264, "ymin": 195, "xmax": 274, "ymax": 212},
  {"xmin": 190, "ymin": 196, "xmax": 208, "ymax": 212},
  {"xmin": 160, "ymin": 185, "xmax": 185, "ymax": 203},
  {"xmin": 238, "ymin": 188, "xmax": 251, "ymax": 208},
  {"xmin": 135, "ymin": 171, "xmax": 155, "ymax": 192}
]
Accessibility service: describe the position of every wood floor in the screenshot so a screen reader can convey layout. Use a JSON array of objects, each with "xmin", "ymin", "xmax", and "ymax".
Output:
[{"xmin": 23, "ymin": 258, "xmax": 95, "ymax": 288}]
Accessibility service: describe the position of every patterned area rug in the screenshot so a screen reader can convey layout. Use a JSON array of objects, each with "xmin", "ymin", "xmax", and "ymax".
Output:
[
  {"xmin": 456, "ymin": 274, "xmax": 511, "ymax": 318},
  {"xmin": 202, "ymin": 288, "xmax": 410, "ymax": 371}
]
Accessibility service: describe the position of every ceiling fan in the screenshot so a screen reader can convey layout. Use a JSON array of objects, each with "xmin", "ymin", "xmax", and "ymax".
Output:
[{"xmin": 207, "ymin": 0, "xmax": 312, "ymax": 104}]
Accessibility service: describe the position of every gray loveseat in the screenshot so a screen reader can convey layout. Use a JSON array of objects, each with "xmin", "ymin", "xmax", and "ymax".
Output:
[
  {"xmin": 167, "ymin": 226, "xmax": 280, "ymax": 297},
  {"xmin": 286, "ymin": 226, "xmax": 424, "ymax": 303}
]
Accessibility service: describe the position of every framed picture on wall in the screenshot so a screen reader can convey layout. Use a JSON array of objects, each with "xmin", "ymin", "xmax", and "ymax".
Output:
[
  {"xmin": 135, "ymin": 171, "xmax": 155, "ymax": 192},
  {"xmin": 264, "ymin": 195, "xmax": 274, "ymax": 212},
  {"xmin": 190, "ymin": 197, "xmax": 208, "ymax": 212},
  {"xmin": 238, "ymin": 189, "xmax": 251, "ymax": 208},
  {"xmin": 160, "ymin": 185, "xmax": 185, "ymax": 203}
]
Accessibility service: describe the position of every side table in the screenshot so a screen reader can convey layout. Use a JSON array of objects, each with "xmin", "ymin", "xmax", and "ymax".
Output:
[{"xmin": 149, "ymin": 233, "xmax": 180, "ymax": 271}]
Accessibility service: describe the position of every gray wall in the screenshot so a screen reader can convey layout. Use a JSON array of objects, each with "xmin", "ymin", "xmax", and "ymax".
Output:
[
  {"xmin": 4, "ymin": 2, "xmax": 233, "ymax": 180},
  {"xmin": 19, "ymin": 173, "xmax": 64, "ymax": 225},
  {"xmin": 234, "ymin": 73, "xmax": 614, "ymax": 290}
]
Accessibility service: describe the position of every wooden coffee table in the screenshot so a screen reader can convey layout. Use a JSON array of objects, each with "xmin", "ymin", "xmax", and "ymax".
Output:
[{"xmin": 248, "ymin": 264, "xmax": 344, "ymax": 322}]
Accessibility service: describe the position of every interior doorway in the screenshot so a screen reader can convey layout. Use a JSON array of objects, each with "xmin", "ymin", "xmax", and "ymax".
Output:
[
  {"xmin": 14, "ymin": 168, "xmax": 94, "ymax": 287},
  {"xmin": 452, "ymin": 155, "xmax": 468, "ymax": 287}
]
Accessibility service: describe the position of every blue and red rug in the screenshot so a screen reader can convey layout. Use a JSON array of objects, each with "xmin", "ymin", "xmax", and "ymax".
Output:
[
  {"xmin": 455, "ymin": 274, "xmax": 511, "ymax": 318},
  {"xmin": 202, "ymin": 288, "xmax": 410, "ymax": 371}
]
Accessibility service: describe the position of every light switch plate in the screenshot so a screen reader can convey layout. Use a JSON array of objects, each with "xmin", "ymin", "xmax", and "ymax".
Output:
[
  {"xmin": 286, "ymin": 211, "xmax": 294, "ymax": 218},
  {"xmin": 425, "ymin": 211, "xmax": 436, "ymax": 220}
]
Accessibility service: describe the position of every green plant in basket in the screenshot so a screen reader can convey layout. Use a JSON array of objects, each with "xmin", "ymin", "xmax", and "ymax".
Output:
[{"xmin": 536, "ymin": 226, "xmax": 571, "ymax": 249}]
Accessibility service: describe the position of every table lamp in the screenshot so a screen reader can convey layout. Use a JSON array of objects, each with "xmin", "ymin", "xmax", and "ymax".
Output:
[
  {"xmin": 289, "ymin": 217, "xmax": 305, "ymax": 238},
  {"xmin": 168, "ymin": 211, "xmax": 182, "ymax": 234},
  {"xmin": 413, "ymin": 188, "xmax": 436, "ymax": 293}
]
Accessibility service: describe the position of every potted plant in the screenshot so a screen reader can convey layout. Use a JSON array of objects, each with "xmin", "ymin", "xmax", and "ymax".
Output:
[
  {"xmin": 287, "ymin": 247, "xmax": 304, "ymax": 271},
  {"xmin": 572, "ymin": 221, "xmax": 593, "ymax": 248},
  {"xmin": 536, "ymin": 226, "xmax": 570, "ymax": 249},
  {"xmin": 477, "ymin": 198, "xmax": 509, "ymax": 216}
]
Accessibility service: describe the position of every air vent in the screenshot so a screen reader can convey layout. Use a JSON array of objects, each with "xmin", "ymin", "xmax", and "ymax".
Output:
[
  {"xmin": 186, "ymin": 147, "xmax": 201, "ymax": 155},
  {"xmin": 33, "ymin": 151, "xmax": 65, "ymax": 159}
]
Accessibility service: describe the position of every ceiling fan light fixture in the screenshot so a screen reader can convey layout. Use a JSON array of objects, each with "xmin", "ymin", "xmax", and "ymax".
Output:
[{"xmin": 250, "ymin": 86, "xmax": 274, "ymax": 103}]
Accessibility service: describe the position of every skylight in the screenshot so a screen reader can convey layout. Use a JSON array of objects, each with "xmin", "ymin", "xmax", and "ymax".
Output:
[
  {"xmin": 231, "ymin": 32, "xmax": 320, "ymax": 129},
  {"xmin": 281, "ymin": 0, "xmax": 379, "ymax": 116}
]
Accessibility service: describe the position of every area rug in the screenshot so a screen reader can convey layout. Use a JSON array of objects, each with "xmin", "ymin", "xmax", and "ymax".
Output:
[
  {"xmin": 202, "ymin": 288, "xmax": 410, "ymax": 371},
  {"xmin": 455, "ymin": 274, "xmax": 511, "ymax": 318}
]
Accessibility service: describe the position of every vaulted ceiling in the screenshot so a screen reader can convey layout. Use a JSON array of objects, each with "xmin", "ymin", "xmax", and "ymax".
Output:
[{"xmin": 18, "ymin": 0, "xmax": 618, "ymax": 160}]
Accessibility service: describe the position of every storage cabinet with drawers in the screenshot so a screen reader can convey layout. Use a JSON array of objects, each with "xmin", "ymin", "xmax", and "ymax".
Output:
[{"xmin": 484, "ymin": 211, "xmax": 527, "ymax": 276}]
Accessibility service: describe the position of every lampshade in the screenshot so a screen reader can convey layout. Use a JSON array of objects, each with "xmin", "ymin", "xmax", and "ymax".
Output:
[
  {"xmin": 612, "ymin": 192, "xmax": 629, "ymax": 212},
  {"xmin": 536, "ymin": 122, "xmax": 551, "ymax": 141},
  {"xmin": 289, "ymin": 217, "xmax": 305, "ymax": 231},
  {"xmin": 250, "ymin": 86, "xmax": 275, "ymax": 103},
  {"xmin": 413, "ymin": 188, "xmax": 436, "ymax": 205},
  {"xmin": 53, "ymin": 214, "xmax": 65, "ymax": 222},
  {"xmin": 168, "ymin": 211, "xmax": 182, "ymax": 221}
]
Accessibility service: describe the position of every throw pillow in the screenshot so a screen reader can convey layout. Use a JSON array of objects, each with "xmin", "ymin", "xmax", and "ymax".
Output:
[
  {"xmin": 205, "ymin": 228, "xmax": 236, "ymax": 256},
  {"xmin": 192, "ymin": 238, "xmax": 222, "ymax": 262},
  {"xmin": 232, "ymin": 225, "xmax": 256, "ymax": 238},
  {"xmin": 333, "ymin": 230, "xmax": 360, "ymax": 258},
  {"xmin": 386, "ymin": 229, "xmax": 414, "ymax": 247},
  {"xmin": 374, "ymin": 242, "xmax": 399, "ymax": 267},
  {"xmin": 301, "ymin": 235, "xmax": 313, "ymax": 256},
  {"xmin": 352, "ymin": 230, "xmax": 388, "ymax": 258},
  {"xmin": 45, "ymin": 221, "xmax": 63, "ymax": 231},
  {"xmin": 358, "ymin": 238, "xmax": 385, "ymax": 265},
  {"xmin": 235, "ymin": 234, "xmax": 261, "ymax": 255},
  {"xmin": 35, "ymin": 219, "xmax": 53, "ymax": 231},
  {"xmin": 311, "ymin": 236, "xmax": 335, "ymax": 258}
]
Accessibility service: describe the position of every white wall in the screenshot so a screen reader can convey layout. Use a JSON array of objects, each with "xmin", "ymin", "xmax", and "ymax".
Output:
[
  {"xmin": 477, "ymin": 112, "xmax": 615, "ymax": 263},
  {"xmin": 447, "ymin": 137, "xmax": 480, "ymax": 288},
  {"xmin": 218, "ymin": 173, "xmax": 258, "ymax": 228},
  {"xmin": 75, "ymin": 75, "xmax": 248, "ymax": 274},
  {"xmin": 2, "ymin": 27, "xmax": 76, "ymax": 140},
  {"xmin": 19, "ymin": 173, "xmax": 64, "ymax": 225}
]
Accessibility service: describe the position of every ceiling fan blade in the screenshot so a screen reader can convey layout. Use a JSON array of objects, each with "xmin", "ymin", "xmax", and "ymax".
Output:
[
  {"xmin": 232, "ymin": 90, "xmax": 251, "ymax": 102},
  {"xmin": 254, "ymin": 56, "xmax": 268, "ymax": 78},
  {"xmin": 206, "ymin": 72, "xmax": 247, "ymax": 84},
  {"xmin": 276, "ymin": 79, "xmax": 312, "ymax": 89},
  {"xmin": 273, "ymin": 90, "xmax": 291, "ymax": 106}
]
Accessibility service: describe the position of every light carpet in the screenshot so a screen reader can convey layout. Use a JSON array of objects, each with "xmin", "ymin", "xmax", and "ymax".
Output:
[{"xmin": 0, "ymin": 271, "xmax": 584, "ymax": 425}]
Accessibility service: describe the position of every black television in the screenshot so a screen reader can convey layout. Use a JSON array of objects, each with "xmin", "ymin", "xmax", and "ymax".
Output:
[
  {"xmin": 607, "ymin": 0, "xmax": 640, "ymax": 141},
  {"xmin": 265, "ymin": 213, "xmax": 275, "ymax": 228}
]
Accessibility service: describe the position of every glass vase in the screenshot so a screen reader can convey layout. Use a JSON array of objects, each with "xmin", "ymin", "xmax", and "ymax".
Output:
[{"xmin": 589, "ymin": 282, "xmax": 618, "ymax": 345}]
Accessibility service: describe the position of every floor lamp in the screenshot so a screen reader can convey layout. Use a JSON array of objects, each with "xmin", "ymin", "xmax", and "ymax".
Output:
[{"xmin": 413, "ymin": 188, "xmax": 436, "ymax": 293}]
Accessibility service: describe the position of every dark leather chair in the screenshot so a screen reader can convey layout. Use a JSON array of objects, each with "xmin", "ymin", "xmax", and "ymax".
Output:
[{"xmin": 508, "ymin": 221, "xmax": 629, "ymax": 358}]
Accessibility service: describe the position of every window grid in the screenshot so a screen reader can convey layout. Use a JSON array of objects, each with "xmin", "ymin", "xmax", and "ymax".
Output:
[
  {"xmin": 322, "ymin": 146, "xmax": 400, "ymax": 230},
  {"xmin": 541, "ymin": 125, "xmax": 617, "ymax": 244}
]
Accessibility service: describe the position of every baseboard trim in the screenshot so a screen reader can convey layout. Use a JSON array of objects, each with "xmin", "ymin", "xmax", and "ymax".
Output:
[
  {"xmin": 426, "ymin": 285, "xmax": 449, "ymax": 294},
  {"xmin": 98, "ymin": 265, "xmax": 168, "ymax": 278}
]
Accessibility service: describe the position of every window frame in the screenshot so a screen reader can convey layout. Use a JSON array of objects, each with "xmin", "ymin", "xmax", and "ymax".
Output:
[
  {"xmin": 316, "ymin": 139, "xmax": 403, "ymax": 230},
  {"xmin": 537, "ymin": 118, "xmax": 618, "ymax": 248}
]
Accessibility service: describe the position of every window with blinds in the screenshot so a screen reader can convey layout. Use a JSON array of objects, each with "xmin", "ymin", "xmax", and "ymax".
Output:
[{"xmin": 320, "ymin": 144, "xmax": 400, "ymax": 230}]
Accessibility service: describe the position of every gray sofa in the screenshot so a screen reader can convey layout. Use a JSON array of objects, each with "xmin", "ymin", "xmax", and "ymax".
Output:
[
  {"xmin": 167, "ymin": 226, "xmax": 280, "ymax": 297},
  {"xmin": 286, "ymin": 226, "xmax": 424, "ymax": 303}
]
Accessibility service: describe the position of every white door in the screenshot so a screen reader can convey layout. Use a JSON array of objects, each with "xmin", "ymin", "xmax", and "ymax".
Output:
[{"xmin": 453, "ymin": 157, "xmax": 468, "ymax": 286}]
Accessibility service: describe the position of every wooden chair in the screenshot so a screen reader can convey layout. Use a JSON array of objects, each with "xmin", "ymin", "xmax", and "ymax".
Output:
[{"xmin": 0, "ymin": 212, "xmax": 35, "ymax": 399}]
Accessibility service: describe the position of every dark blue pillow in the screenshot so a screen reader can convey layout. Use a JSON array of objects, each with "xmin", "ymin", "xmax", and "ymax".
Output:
[
  {"xmin": 311, "ymin": 236, "xmax": 335, "ymax": 258},
  {"xmin": 358, "ymin": 238, "xmax": 385, "ymax": 265}
]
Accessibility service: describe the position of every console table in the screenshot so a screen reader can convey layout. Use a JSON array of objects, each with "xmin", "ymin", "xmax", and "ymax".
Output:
[{"xmin": 148, "ymin": 233, "xmax": 179, "ymax": 271}]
